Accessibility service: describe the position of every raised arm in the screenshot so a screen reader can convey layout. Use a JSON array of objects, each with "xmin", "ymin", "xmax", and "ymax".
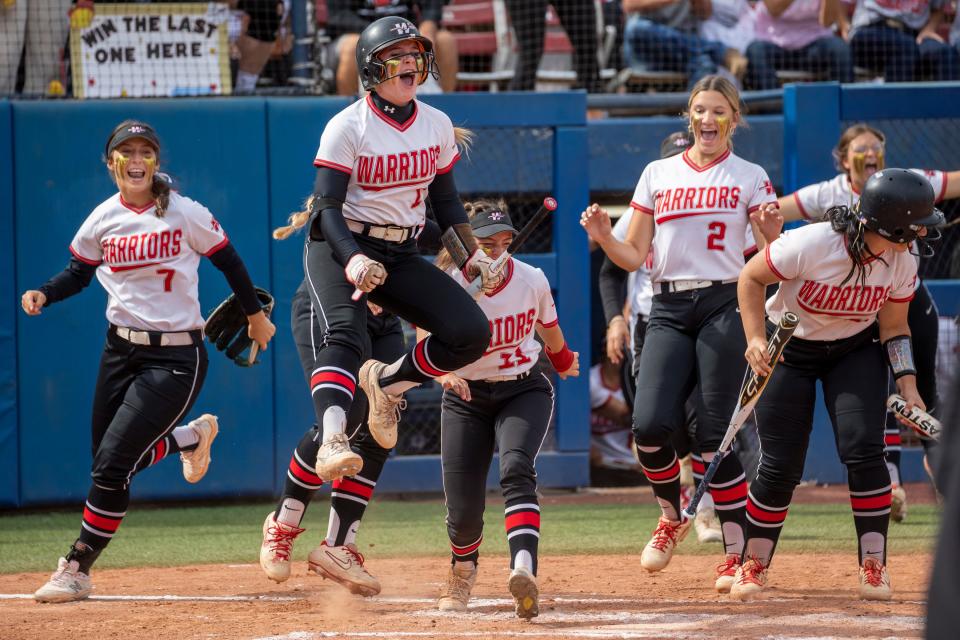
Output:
[{"xmin": 580, "ymin": 204, "xmax": 653, "ymax": 272}]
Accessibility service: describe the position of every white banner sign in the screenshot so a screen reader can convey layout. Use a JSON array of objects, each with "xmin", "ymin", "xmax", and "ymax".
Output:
[{"xmin": 70, "ymin": 3, "xmax": 232, "ymax": 99}]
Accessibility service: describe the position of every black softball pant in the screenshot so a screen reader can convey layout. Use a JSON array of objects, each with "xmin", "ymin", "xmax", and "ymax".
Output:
[
  {"xmin": 632, "ymin": 283, "xmax": 745, "ymax": 451},
  {"xmin": 746, "ymin": 325, "xmax": 891, "ymax": 566},
  {"xmin": 79, "ymin": 327, "xmax": 207, "ymax": 552},
  {"xmin": 441, "ymin": 372, "xmax": 553, "ymax": 574},
  {"xmin": 302, "ymin": 234, "xmax": 489, "ymax": 423}
]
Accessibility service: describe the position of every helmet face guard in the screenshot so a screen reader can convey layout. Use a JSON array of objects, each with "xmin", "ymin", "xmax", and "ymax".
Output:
[{"xmin": 356, "ymin": 17, "xmax": 439, "ymax": 92}]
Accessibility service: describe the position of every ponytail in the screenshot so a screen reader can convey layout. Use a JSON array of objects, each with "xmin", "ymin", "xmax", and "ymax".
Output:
[
  {"xmin": 273, "ymin": 195, "xmax": 313, "ymax": 240},
  {"xmin": 828, "ymin": 205, "xmax": 885, "ymax": 287},
  {"xmin": 151, "ymin": 173, "xmax": 171, "ymax": 217}
]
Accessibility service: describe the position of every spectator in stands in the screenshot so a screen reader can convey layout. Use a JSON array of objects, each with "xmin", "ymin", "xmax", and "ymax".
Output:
[
  {"xmin": 0, "ymin": 0, "xmax": 71, "ymax": 96},
  {"xmin": 698, "ymin": 0, "xmax": 756, "ymax": 86},
  {"xmin": 234, "ymin": 0, "xmax": 285, "ymax": 92},
  {"xmin": 745, "ymin": 0, "xmax": 853, "ymax": 90},
  {"xmin": 849, "ymin": 0, "xmax": 959, "ymax": 82},
  {"xmin": 329, "ymin": 1, "xmax": 457, "ymax": 94},
  {"xmin": 622, "ymin": 0, "xmax": 728, "ymax": 87},
  {"xmin": 504, "ymin": 0, "xmax": 604, "ymax": 92}
]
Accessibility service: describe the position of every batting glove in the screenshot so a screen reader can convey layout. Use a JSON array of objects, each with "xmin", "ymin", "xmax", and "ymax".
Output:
[
  {"xmin": 345, "ymin": 254, "xmax": 387, "ymax": 293},
  {"xmin": 463, "ymin": 249, "xmax": 504, "ymax": 294}
]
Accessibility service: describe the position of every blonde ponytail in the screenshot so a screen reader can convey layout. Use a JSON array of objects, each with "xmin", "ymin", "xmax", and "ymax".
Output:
[{"xmin": 273, "ymin": 195, "xmax": 313, "ymax": 240}]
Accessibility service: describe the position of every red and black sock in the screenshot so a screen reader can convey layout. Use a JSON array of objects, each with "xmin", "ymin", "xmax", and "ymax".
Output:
[
  {"xmin": 505, "ymin": 498, "xmax": 541, "ymax": 575},
  {"xmin": 705, "ymin": 452, "xmax": 748, "ymax": 557},
  {"xmin": 743, "ymin": 483, "xmax": 791, "ymax": 567},
  {"xmin": 848, "ymin": 459, "xmax": 891, "ymax": 565},
  {"xmin": 274, "ymin": 428, "xmax": 325, "ymax": 524},
  {"xmin": 73, "ymin": 484, "xmax": 129, "ymax": 573},
  {"xmin": 636, "ymin": 444, "xmax": 682, "ymax": 521}
]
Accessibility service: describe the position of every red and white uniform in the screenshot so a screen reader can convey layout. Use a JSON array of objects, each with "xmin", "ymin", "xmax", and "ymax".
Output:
[
  {"xmin": 448, "ymin": 259, "xmax": 558, "ymax": 380},
  {"xmin": 69, "ymin": 192, "xmax": 229, "ymax": 331},
  {"xmin": 630, "ymin": 149, "xmax": 778, "ymax": 284},
  {"xmin": 792, "ymin": 170, "xmax": 948, "ymax": 221},
  {"xmin": 764, "ymin": 222, "xmax": 917, "ymax": 341},
  {"xmin": 313, "ymin": 95, "xmax": 461, "ymax": 228}
]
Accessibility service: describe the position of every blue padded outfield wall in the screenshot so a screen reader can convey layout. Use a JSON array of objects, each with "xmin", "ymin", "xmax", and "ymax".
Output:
[{"xmin": 1, "ymin": 85, "xmax": 958, "ymax": 506}]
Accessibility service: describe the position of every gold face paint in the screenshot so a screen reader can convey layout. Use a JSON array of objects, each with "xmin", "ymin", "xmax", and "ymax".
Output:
[
  {"xmin": 690, "ymin": 112, "xmax": 703, "ymax": 138},
  {"xmin": 716, "ymin": 115, "xmax": 732, "ymax": 141},
  {"xmin": 112, "ymin": 152, "xmax": 129, "ymax": 185},
  {"xmin": 850, "ymin": 150, "xmax": 884, "ymax": 177}
]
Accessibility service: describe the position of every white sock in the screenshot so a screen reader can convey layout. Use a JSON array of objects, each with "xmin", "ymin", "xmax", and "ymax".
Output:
[
  {"xmin": 453, "ymin": 559, "xmax": 476, "ymax": 572},
  {"xmin": 171, "ymin": 425, "xmax": 199, "ymax": 449},
  {"xmin": 379, "ymin": 356, "xmax": 419, "ymax": 396},
  {"xmin": 513, "ymin": 550, "xmax": 533, "ymax": 573},
  {"xmin": 277, "ymin": 498, "xmax": 305, "ymax": 528},
  {"xmin": 887, "ymin": 461, "xmax": 901, "ymax": 487},
  {"xmin": 235, "ymin": 70, "xmax": 258, "ymax": 91},
  {"xmin": 322, "ymin": 406, "xmax": 347, "ymax": 443}
]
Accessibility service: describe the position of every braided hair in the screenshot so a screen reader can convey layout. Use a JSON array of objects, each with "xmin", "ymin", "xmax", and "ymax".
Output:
[{"xmin": 828, "ymin": 204, "xmax": 886, "ymax": 287}]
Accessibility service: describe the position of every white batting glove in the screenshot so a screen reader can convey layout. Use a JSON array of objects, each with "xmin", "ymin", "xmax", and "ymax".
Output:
[
  {"xmin": 463, "ymin": 249, "xmax": 504, "ymax": 294},
  {"xmin": 345, "ymin": 254, "xmax": 387, "ymax": 293}
]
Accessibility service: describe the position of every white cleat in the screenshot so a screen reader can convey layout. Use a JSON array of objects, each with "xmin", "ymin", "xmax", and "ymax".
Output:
[
  {"xmin": 694, "ymin": 507, "xmax": 724, "ymax": 544},
  {"xmin": 640, "ymin": 516, "xmax": 691, "ymax": 572},
  {"xmin": 438, "ymin": 562, "xmax": 477, "ymax": 612},
  {"xmin": 859, "ymin": 557, "xmax": 892, "ymax": 601},
  {"xmin": 890, "ymin": 485, "xmax": 907, "ymax": 523},
  {"xmin": 714, "ymin": 553, "xmax": 741, "ymax": 593},
  {"xmin": 307, "ymin": 542, "xmax": 381, "ymax": 596},
  {"xmin": 180, "ymin": 414, "xmax": 219, "ymax": 483},
  {"xmin": 508, "ymin": 566, "xmax": 539, "ymax": 619},
  {"xmin": 314, "ymin": 433, "xmax": 363, "ymax": 482},
  {"xmin": 259, "ymin": 512, "xmax": 304, "ymax": 583},
  {"xmin": 34, "ymin": 557, "xmax": 92, "ymax": 603},
  {"xmin": 358, "ymin": 359, "xmax": 403, "ymax": 449},
  {"xmin": 730, "ymin": 557, "xmax": 768, "ymax": 602}
]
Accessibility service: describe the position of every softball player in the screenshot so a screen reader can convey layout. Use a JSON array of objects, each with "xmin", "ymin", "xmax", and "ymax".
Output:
[
  {"xmin": 304, "ymin": 15, "xmax": 499, "ymax": 484},
  {"xmin": 258, "ymin": 204, "xmax": 443, "ymax": 595},
  {"xmin": 778, "ymin": 123, "xmax": 960, "ymax": 521},
  {"xmin": 581, "ymin": 75, "xmax": 782, "ymax": 592},
  {"xmin": 732, "ymin": 168, "xmax": 941, "ymax": 602},
  {"xmin": 22, "ymin": 120, "xmax": 275, "ymax": 603},
  {"xmin": 428, "ymin": 200, "xmax": 578, "ymax": 619}
]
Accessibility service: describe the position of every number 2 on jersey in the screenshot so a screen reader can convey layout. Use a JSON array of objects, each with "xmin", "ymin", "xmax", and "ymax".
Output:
[
  {"xmin": 707, "ymin": 221, "xmax": 726, "ymax": 251},
  {"xmin": 157, "ymin": 268, "xmax": 174, "ymax": 292},
  {"xmin": 499, "ymin": 347, "xmax": 532, "ymax": 370}
]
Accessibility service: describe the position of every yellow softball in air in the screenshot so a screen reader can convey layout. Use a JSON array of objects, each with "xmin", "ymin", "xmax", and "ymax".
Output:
[{"xmin": 70, "ymin": 7, "xmax": 93, "ymax": 29}]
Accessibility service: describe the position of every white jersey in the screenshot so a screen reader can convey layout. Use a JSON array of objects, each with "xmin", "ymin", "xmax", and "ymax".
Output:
[
  {"xmin": 69, "ymin": 192, "xmax": 229, "ymax": 331},
  {"xmin": 630, "ymin": 149, "xmax": 777, "ymax": 284},
  {"xmin": 764, "ymin": 222, "xmax": 917, "ymax": 341},
  {"xmin": 449, "ymin": 259, "xmax": 558, "ymax": 381},
  {"xmin": 313, "ymin": 95, "xmax": 461, "ymax": 228},
  {"xmin": 792, "ymin": 170, "xmax": 948, "ymax": 221}
]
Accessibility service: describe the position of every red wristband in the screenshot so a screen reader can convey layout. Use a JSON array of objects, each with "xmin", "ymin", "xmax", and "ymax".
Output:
[{"xmin": 546, "ymin": 342, "xmax": 574, "ymax": 373}]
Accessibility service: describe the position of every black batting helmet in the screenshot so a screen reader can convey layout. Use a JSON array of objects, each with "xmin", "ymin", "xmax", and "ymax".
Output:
[
  {"xmin": 856, "ymin": 168, "xmax": 944, "ymax": 245},
  {"xmin": 355, "ymin": 17, "xmax": 438, "ymax": 92}
]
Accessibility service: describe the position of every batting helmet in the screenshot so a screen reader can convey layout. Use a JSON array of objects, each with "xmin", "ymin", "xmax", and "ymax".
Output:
[
  {"xmin": 355, "ymin": 16, "xmax": 438, "ymax": 92},
  {"xmin": 857, "ymin": 168, "xmax": 944, "ymax": 245}
]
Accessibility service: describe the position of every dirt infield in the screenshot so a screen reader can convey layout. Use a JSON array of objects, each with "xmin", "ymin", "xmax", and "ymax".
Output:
[{"xmin": 0, "ymin": 483, "xmax": 936, "ymax": 639}]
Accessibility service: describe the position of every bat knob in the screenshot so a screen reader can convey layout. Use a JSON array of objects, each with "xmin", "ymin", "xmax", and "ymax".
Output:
[
  {"xmin": 680, "ymin": 507, "xmax": 695, "ymax": 522},
  {"xmin": 543, "ymin": 197, "xmax": 558, "ymax": 211}
]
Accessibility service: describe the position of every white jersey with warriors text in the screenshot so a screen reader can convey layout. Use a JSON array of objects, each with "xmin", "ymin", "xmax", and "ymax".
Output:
[
  {"xmin": 449, "ymin": 259, "xmax": 559, "ymax": 380},
  {"xmin": 69, "ymin": 192, "xmax": 229, "ymax": 331},
  {"xmin": 764, "ymin": 222, "xmax": 917, "ymax": 341},
  {"xmin": 314, "ymin": 95, "xmax": 461, "ymax": 228},
  {"xmin": 630, "ymin": 148, "xmax": 778, "ymax": 284},
  {"xmin": 792, "ymin": 170, "xmax": 948, "ymax": 221}
]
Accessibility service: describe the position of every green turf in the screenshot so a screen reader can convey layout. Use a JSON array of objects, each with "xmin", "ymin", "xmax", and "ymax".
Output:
[{"xmin": 0, "ymin": 498, "xmax": 940, "ymax": 574}]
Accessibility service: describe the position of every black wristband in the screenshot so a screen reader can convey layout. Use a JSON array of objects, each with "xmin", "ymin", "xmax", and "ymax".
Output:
[{"xmin": 884, "ymin": 335, "xmax": 917, "ymax": 379}]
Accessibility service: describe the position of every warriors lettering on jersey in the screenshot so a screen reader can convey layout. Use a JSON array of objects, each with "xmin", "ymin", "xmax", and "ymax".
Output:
[
  {"xmin": 99, "ymin": 230, "xmax": 182, "ymax": 270},
  {"xmin": 487, "ymin": 308, "xmax": 537, "ymax": 354},
  {"xmin": 355, "ymin": 145, "xmax": 441, "ymax": 189},
  {"xmin": 654, "ymin": 186, "xmax": 741, "ymax": 214},
  {"xmin": 795, "ymin": 281, "xmax": 892, "ymax": 319}
]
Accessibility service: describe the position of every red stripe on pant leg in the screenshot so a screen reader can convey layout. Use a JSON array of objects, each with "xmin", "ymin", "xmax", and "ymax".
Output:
[
  {"xmin": 884, "ymin": 434, "xmax": 901, "ymax": 446},
  {"xmin": 150, "ymin": 439, "xmax": 167, "ymax": 466},
  {"xmin": 333, "ymin": 477, "xmax": 373, "ymax": 499},
  {"xmin": 642, "ymin": 461, "xmax": 680, "ymax": 482},
  {"xmin": 745, "ymin": 499, "xmax": 788, "ymax": 524},
  {"xmin": 310, "ymin": 371, "xmax": 357, "ymax": 394},
  {"xmin": 414, "ymin": 340, "xmax": 446, "ymax": 377},
  {"xmin": 710, "ymin": 482, "xmax": 748, "ymax": 503},
  {"xmin": 505, "ymin": 512, "xmax": 541, "ymax": 531},
  {"xmin": 452, "ymin": 537, "xmax": 482, "ymax": 555},
  {"xmin": 289, "ymin": 456, "xmax": 322, "ymax": 485},
  {"xmin": 851, "ymin": 494, "xmax": 892, "ymax": 510},
  {"xmin": 83, "ymin": 507, "xmax": 123, "ymax": 533},
  {"xmin": 692, "ymin": 459, "xmax": 705, "ymax": 474}
]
